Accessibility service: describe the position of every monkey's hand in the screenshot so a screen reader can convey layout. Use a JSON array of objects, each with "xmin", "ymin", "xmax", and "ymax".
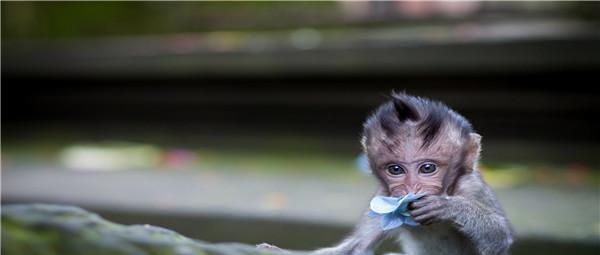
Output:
[
  {"xmin": 256, "ymin": 243, "xmax": 290, "ymax": 254},
  {"xmin": 410, "ymin": 194, "xmax": 513, "ymax": 255},
  {"xmin": 408, "ymin": 195, "xmax": 462, "ymax": 226}
]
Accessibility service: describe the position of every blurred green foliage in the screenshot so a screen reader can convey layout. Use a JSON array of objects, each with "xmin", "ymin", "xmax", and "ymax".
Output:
[{"xmin": 1, "ymin": 1, "xmax": 339, "ymax": 39}]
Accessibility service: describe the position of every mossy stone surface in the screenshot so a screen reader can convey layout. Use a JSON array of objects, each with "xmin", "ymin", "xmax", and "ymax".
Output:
[{"xmin": 1, "ymin": 204, "xmax": 286, "ymax": 255}]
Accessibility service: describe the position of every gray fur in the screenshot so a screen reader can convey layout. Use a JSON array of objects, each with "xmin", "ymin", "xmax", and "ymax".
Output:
[
  {"xmin": 315, "ymin": 170, "xmax": 513, "ymax": 255},
  {"xmin": 315, "ymin": 94, "xmax": 512, "ymax": 255},
  {"xmin": 264, "ymin": 94, "xmax": 513, "ymax": 255}
]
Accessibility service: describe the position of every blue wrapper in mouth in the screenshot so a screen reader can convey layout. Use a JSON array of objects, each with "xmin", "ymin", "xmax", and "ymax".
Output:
[{"xmin": 368, "ymin": 192, "xmax": 425, "ymax": 230}]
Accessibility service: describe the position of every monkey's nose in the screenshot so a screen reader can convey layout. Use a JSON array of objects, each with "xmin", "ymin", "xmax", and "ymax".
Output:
[
  {"xmin": 392, "ymin": 190, "xmax": 411, "ymax": 197},
  {"xmin": 391, "ymin": 185, "xmax": 421, "ymax": 197},
  {"xmin": 394, "ymin": 188, "xmax": 422, "ymax": 197}
]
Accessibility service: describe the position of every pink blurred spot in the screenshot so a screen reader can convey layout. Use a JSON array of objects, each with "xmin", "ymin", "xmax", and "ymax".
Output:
[
  {"xmin": 566, "ymin": 162, "xmax": 591, "ymax": 185},
  {"xmin": 161, "ymin": 149, "xmax": 197, "ymax": 170}
]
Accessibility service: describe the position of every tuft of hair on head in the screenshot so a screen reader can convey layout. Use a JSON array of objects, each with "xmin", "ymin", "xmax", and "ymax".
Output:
[
  {"xmin": 363, "ymin": 92, "xmax": 473, "ymax": 149},
  {"xmin": 392, "ymin": 95, "xmax": 420, "ymax": 122}
]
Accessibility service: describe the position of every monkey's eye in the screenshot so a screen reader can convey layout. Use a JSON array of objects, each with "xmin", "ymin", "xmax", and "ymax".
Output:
[
  {"xmin": 419, "ymin": 163, "xmax": 437, "ymax": 174},
  {"xmin": 387, "ymin": 165, "xmax": 405, "ymax": 175}
]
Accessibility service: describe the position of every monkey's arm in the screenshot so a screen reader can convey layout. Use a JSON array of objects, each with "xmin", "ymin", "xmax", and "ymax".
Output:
[
  {"xmin": 258, "ymin": 209, "xmax": 386, "ymax": 255},
  {"xmin": 410, "ymin": 173, "xmax": 513, "ymax": 255},
  {"xmin": 315, "ymin": 209, "xmax": 387, "ymax": 255},
  {"xmin": 315, "ymin": 188, "xmax": 393, "ymax": 255}
]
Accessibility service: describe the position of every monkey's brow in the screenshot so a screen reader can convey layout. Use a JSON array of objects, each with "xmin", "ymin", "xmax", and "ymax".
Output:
[{"xmin": 379, "ymin": 157, "xmax": 444, "ymax": 167}]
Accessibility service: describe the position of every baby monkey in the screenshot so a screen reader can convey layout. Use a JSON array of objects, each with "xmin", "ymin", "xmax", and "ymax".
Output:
[{"xmin": 261, "ymin": 93, "xmax": 513, "ymax": 255}]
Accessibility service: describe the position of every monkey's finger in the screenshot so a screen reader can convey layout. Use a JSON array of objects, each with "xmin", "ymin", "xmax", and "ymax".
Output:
[
  {"xmin": 409, "ymin": 205, "xmax": 439, "ymax": 217},
  {"xmin": 413, "ymin": 213, "xmax": 434, "ymax": 224},
  {"xmin": 411, "ymin": 200, "xmax": 445, "ymax": 213},
  {"xmin": 411, "ymin": 195, "xmax": 441, "ymax": 207},
  {"xmin": 410, "ymin": 200, "xmax": 434, "ymax": 210},
  {"xmin": 413, "ymin": 210, "xmax": 441, "ymax": 224},
  {"xmin": 408, "ymin": 202, "xmax": 419, "ymax": 210},
  {"xmin": 410, "ymin": 199, "xmax": 431, "ymax": 209},
  {"xmin": 409, "ymin": 206, "xmax": 430, "ymax": 217},
  {"xmin": 256, "ymin": 243, "xmax": 290, "ymax": 253}
]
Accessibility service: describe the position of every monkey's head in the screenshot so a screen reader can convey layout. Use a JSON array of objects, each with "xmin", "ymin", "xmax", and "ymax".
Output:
[{"xmin": 362, "ymin": 93, "xmax": 481, "ymax": 197}]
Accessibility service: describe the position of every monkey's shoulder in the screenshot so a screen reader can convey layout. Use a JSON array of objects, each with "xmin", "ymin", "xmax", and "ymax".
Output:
[{"xmin": 454, "ymin": 171, "xmax": 492, "ymax": 195}]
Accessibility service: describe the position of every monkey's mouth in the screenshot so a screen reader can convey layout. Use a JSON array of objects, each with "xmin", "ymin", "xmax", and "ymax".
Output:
[{"xmin": 390, "ymin": 187, "xmax": 439, "ymax": 197}]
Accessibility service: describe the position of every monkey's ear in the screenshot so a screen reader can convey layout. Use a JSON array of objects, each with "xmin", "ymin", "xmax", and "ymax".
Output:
[{"xmin": 464, "ymin": 133, "xmax": 482, "ymax": 171}]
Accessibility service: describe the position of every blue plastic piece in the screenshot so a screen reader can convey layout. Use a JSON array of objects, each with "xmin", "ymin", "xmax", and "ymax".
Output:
[{"xmin": 369, "ymin": 192, "xmax": 425, "ymax": 230}]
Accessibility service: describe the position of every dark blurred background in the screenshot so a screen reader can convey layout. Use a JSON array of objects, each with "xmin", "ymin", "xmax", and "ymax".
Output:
[{"xmin": 2, "ymin": 2, "xmax": 600, "ymax": 255}]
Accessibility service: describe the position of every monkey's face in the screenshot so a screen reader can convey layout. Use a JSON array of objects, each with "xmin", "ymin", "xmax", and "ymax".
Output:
[
  {"xmin": 366, "ymin": 127, "xmax": 463, "ymax": 197},
  {"xmin": 376, "ymin": 161, "xmax": 446, "ymax": 197}
]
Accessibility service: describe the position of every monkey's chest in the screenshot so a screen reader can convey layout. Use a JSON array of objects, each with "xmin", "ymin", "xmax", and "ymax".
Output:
[{"xmin": 397, "ymin": 223, "xmax": 475, "ymax": 255}]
